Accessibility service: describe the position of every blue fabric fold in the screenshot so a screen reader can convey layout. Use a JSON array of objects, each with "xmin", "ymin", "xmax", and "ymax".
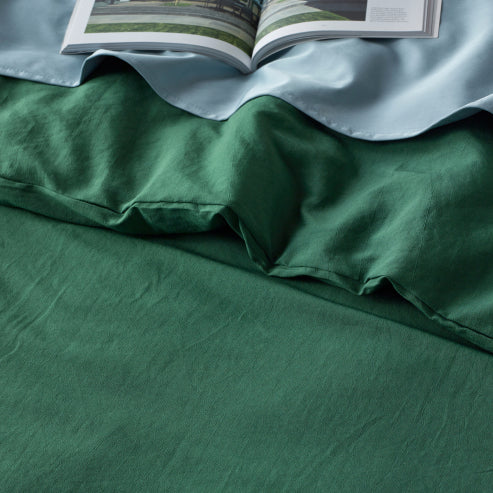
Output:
[{"xmin": 1, "ymin": 0, "xmax": 492, "ymax": 140}]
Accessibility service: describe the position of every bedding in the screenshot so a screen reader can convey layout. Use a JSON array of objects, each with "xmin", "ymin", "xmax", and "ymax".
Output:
[
  {"xmin": 1, "ymin": 60, "xmax": 492, "ymax": 490},
  {"xmin": 1, "ymin": 60, "xmax": 493, "ymax": 352},
  {"xmin": 1, "ymin": 205, "xmax": 492, "ymax": 491},
  {"xmin": 2, "ymin": 0, "xmax": 493, "ymax": 139}
]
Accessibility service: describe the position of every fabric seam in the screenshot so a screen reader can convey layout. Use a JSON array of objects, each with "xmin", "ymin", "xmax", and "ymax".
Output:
[{"xmin": 0, "ymin": 174, "xmax": 491, "ymax": 345}]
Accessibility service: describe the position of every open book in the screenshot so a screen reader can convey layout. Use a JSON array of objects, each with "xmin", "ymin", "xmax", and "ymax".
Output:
[{"xmin": 62, "ymin": 0, "xmax": 442, "ymax": 73}]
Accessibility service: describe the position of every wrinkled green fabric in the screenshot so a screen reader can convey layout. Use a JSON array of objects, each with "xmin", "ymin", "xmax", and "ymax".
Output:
[
  {"xmin": 1, "ymin": 205, "xmax": 492, "ymax": 491},
  {"xmin": 1, "ymin": 60, "xmax": 493, "ymax": 353}
]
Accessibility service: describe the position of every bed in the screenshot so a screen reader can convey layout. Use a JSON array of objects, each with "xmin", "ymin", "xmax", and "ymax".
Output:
[{"xmin": 1, "ymin": 56, "xmax": 492, "ymax": 490}]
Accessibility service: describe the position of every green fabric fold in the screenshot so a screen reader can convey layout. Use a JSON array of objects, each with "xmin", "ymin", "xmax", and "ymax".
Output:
[
  {"xmin": 1, "ymin": 205, "xmax": 492, "ymax": 491},
  {"xmin": 1, "ymin": 61, "xmax": 493, "ymax": 352}
]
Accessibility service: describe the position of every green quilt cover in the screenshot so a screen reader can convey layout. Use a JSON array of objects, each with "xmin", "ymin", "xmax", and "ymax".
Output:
[
  {"xmin": 0, "ymin": 61, "xmax": 492, "ymax": 490},
  {"xmin": 1, "ymin": 205, "xmax": 492, "ymax": 491},
  {"xmin": 2, "ymin": 60, "xmax": 493, "ymax": 352}
]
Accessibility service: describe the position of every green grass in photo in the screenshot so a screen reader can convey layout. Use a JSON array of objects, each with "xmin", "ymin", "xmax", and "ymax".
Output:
[
  {"xmin": 86, "ymin": 22, "xmax": 253, "ymax": 55},
  {"xmin": 256, "ymin": 11, "xmax": 347, "ymax": 41}
]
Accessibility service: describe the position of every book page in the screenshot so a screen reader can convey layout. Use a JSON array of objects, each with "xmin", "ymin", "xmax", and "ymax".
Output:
[
  {"xmin": 253, "ymin": 0, "xmax": 428, "ymax": 61},
  {"xmin": 62, "ymin": 0, "xmax": 262, "ymax": 70}
]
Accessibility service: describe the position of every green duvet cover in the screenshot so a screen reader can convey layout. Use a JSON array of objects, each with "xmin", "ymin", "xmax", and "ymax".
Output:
[{"xmin": 1, "ymin": 60, "xmax": 492, "ymax": 491}]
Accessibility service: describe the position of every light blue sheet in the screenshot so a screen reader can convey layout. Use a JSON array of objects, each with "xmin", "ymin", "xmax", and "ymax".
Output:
[{"xmin": 1, "ymin": 0, "xmax": 492, "ymax": 140}]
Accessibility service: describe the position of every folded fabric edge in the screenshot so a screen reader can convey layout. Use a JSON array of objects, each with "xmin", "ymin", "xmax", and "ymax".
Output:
[
  {"xmin": 263, "ymin": 265, "xmax": 493, "ymax": 355},
  {"xmin": 3, "ymin": 50, "xmax": 493, "ymax": 141},
  {"xmin": 93, "ymin": 53, "xmax": 493, "ymax": 141},
  {"xmin": 0, "ymin": 177, "xmax": 490, "ymax": 355}
]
